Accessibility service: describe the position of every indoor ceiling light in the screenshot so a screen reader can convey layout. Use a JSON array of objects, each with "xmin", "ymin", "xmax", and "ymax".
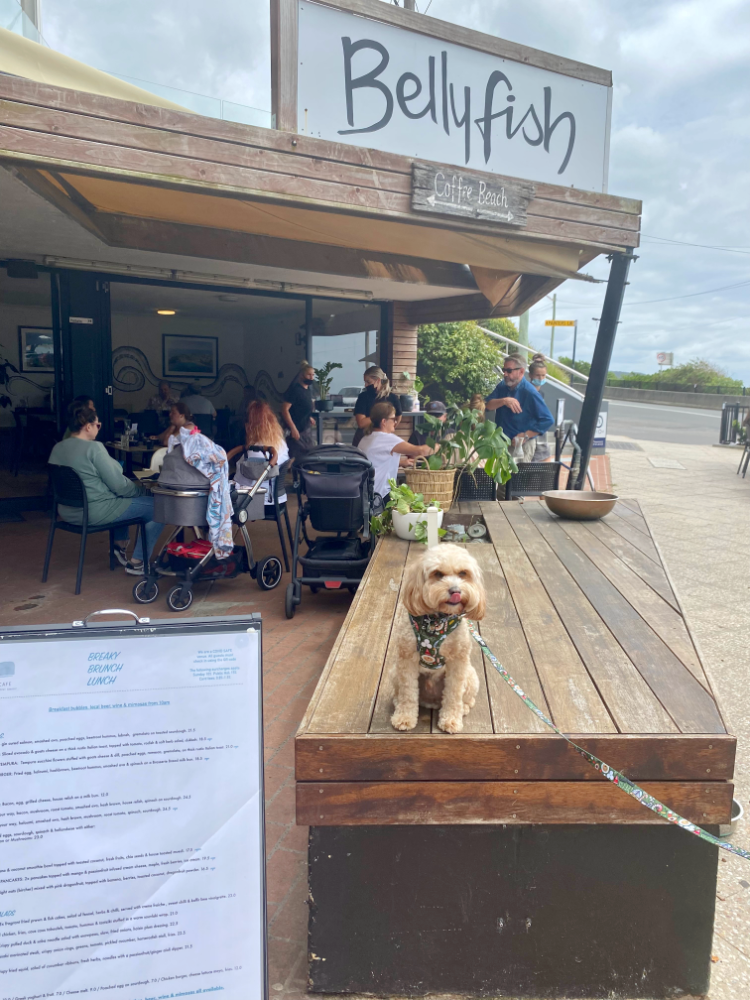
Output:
[{"xmin": 157, "ymin": 309, "xmax": 176, "ymax": 315}]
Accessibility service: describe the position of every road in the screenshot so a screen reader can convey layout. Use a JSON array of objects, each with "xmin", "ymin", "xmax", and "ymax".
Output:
[{"xmin": 606, "ymin": 400, "xmax": 723, "ymax": 446}]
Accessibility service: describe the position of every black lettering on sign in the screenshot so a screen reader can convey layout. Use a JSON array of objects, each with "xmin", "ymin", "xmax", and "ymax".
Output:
[
  {"xmin": 337, "ymin": 39, "xmax": 578, "ymax": 175},
  {"xmin": 411, "ymin": 163, "xmax": 534, "ymax": 227}
]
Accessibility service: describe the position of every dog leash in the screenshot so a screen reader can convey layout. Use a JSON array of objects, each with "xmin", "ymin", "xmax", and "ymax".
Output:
[{"xmin": 466, "ymin": 620, "xmax": 750, "ymax": 862}]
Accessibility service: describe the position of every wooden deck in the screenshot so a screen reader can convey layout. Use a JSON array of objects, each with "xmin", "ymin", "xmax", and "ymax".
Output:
[{"xmin": 296, "ymin": 500, "xmax": 735, "ymax": 826}]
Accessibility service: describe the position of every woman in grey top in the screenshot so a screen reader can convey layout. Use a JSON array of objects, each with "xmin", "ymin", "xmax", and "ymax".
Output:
[{"xmin": 49, "ymin": 405, "xmax": 165, "ymax": 574}]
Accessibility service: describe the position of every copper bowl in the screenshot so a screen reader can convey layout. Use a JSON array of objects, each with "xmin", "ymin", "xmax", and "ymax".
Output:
[{"xmin": 542, "ymin": 490, "xmax": 618, "ymax": 520}]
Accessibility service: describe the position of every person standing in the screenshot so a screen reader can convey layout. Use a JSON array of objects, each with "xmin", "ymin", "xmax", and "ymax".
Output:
[
  {"xmin": 485, "ymin": 353, "xmax": 553, "ymax": 461},
  {"xmin": 526, "ymin": 355, "xmax": 552, "ymax": 461},
  {"xmin": 352, "ymin": 366, "xmax": 402, "ymax": 448},
  {"xmin": 281, "ymin": 360, "xmax": 317, "ymax": 461}
]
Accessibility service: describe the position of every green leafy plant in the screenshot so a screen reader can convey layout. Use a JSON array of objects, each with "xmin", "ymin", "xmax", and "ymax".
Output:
[
  {"xmin": 417, "ymin": 319, "xmax": 517, "ymax": 405},
  {"xmin": 371, "ymin": 479, "xmax": 447, "ymax": 542},
  {"xmin": 313, "ymin": 361, "xmax": 343, "ymax": 400},
  {"xmin": 419, "ymin": 405, "xmax": 517, "ymax": 487},
  {"xmin": 400, "ymin": 371, "xmax": 424, "ymax": 394}
]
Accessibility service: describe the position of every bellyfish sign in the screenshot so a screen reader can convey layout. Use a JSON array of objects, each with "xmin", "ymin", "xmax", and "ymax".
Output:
[{"xmin": 296, "ymin": 0, "xmax": 612, "ymax": 192}]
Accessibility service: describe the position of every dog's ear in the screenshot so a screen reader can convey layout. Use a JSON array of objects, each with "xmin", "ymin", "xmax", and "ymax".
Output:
[
  {"xmin": 467, "ymin": 565, "xmax": 486, "ymax": 620},
  {"xmin": 401, "ymin": 559, "xmax": 431, "ymax": 617}
]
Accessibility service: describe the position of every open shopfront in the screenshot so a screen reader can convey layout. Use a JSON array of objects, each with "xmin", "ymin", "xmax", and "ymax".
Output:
[{"xmin": 0, "ymin": 0, "xmax": 640, "ymax": 514}]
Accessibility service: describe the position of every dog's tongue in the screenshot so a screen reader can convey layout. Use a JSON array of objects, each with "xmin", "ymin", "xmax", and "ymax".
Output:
[{"xmin": 448, "ymin": 593, "xmax": 463, "ymax": 605}]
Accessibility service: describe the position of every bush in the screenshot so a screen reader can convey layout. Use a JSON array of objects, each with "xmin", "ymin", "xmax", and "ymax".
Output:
[
  {"xmin": 417, "ymin": 321, "xmax": 510, "ymax": 405},
  {"xmin": 557, "ymin": 356, "xmax": 591, "ymax": 378}
]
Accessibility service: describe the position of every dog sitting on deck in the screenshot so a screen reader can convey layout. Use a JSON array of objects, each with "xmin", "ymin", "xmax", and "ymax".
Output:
[{"xmin": 390, "ymin": 543, "xmax": 486, "ymax": 734}]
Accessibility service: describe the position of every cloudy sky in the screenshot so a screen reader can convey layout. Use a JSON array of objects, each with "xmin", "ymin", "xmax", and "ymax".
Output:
[{"xmin": 36, "ymin": 0, "xmax": 750, "ymax": 381}]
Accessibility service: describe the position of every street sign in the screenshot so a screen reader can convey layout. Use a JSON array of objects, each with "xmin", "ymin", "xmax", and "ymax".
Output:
[
  {"xmin": 545, "ymin": 319, "xmax": 576, "ymax": 326},
  {"xmin": 656, "ymin": 352, "xmax": 673, "ymax": 365}
]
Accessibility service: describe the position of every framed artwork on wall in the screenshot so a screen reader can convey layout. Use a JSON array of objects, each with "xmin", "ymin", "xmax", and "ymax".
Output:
[
  {"xmin": 18, "ymin": 326, "xmax": 54, "ymax": 373},
  {"xmin": 162, "ymin": 334, "xmax": 218, "ymax": 379}
]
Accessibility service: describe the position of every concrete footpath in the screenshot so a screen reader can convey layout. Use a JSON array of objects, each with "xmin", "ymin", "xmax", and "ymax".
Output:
[{"xmin": 608, "ymin": 436, "xmax": 750, "ymax": 1000}]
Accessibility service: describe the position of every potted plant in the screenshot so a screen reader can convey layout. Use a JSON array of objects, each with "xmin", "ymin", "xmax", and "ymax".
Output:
[
  {"xmin": 313, "ymin": 361, "xmax": 343, "ymax": 411},
  {"xmin": 371, "ymin": 479, "xmax": 446, "ymax": 542},
  {"xmin": 396, "ymin": 371, "xmax": 423, "ymax": 412},
  {"xmin": 405, "ymin": 404, "xmax": 517, "ymax": 508}
]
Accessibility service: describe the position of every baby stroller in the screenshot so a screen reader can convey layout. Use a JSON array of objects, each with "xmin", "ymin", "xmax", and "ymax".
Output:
[
  {"xmin": 285, "ymin": 444, "xmax": 374, "ymax": 619},
  {"xmin": 132, "ymin": 445, "xmax": 284, "ymax": 613}
]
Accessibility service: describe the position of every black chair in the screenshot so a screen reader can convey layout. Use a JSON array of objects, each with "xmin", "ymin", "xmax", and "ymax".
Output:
[
  {"xmin": 263, "ymin": 459, "xmax": 294, "ymax": 571},
  {"xmin": 129, "ymin": 410, "xmax": 162, "ymax": 437},
  {"xmin": 502, "ymin": 461, "xmax": 562, "ymax": 500},
  {"xmin": 192, "ymin": 413, "xmax": 214, "ymax": 438},
  {"xmin": 42, "ymin": 464, "xmax": 148, "ymax": 595}
]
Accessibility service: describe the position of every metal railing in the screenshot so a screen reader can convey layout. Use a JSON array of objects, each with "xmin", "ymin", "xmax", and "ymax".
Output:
[
  {"xmin": 477, "ymin": 327, "xmax": 589, "ymax": 383},
  {"xmin": 720, "ymin": 404, "xmax": 748, "ymax": 445}
]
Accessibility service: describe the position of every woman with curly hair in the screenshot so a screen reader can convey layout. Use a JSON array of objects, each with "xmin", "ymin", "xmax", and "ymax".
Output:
[{"xmin": 227, "ymin": 400, "xmax": 289, "ymax": 513}]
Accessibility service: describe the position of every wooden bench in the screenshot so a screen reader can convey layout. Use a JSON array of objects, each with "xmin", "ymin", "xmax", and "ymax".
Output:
[{"xmin": 296, "ymin": 500, "xmax": 734, "ymax": 997}]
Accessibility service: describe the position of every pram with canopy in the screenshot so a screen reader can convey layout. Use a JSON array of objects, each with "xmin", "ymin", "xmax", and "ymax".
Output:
[{"xmin": 285, "ymin": 445, "xmax": 375, "ymax": 618}]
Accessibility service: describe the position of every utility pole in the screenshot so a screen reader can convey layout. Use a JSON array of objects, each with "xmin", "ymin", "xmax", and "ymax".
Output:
[
  {"xmin": 403, "ymin": 0, "xmax": 417, "ymax": 9},
  {"xmin": 572, "ymin": 320, "xmax": 578, "ymax": 365},
  {"xmin": 517, "ymin": 309, "xmax": 530, "ymax": 364},
  {"xmin": 550, "ymin": 293, "xmax": 556, "ymax": 358}
]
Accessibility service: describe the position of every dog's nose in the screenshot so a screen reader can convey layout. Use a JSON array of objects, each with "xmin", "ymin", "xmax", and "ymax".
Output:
[{"xmin": 449, "ymin": 586, "xmax": 461, "ymax": 594}]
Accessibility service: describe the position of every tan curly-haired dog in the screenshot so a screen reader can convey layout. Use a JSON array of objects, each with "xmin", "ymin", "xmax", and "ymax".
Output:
[{"xmin": 390, "ymin": 543, "xmax": 486, "ymax": 734}]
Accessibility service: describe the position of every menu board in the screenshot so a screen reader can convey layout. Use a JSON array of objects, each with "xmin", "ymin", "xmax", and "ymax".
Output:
[{"xmin": 0, "ymin": 614, "xmax": 266, "ymax": 1000}]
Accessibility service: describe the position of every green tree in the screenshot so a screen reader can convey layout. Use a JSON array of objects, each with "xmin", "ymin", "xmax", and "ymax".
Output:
[
  {"xmin": 417, "ymin": 320, "xmax": 512, "ymax": 405},
  {"xmin": 651, "ymin": 358, "xmax": 742, "ymax": 389},
  {"xmin": 558, "ymin": 356, "xmax": 591, "ymax": 378}
]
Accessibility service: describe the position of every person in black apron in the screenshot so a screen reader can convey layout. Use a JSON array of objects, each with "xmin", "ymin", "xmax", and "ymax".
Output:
[
  {"xmin": 281, "ymin": 361, "xmax": 317, "ymax": 461},
  {"xmin": 352, "ymin": 366, "xmax": 402, "ymax": 448}
]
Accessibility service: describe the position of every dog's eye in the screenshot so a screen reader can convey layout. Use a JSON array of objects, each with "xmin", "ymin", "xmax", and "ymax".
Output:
[
  {"xmin": 458, "ymin": 570, "xmax": 469, "ymax": 579},
  {"xmin": 432, "ymin": 571, "xmax": 444, "ymax": 579}
]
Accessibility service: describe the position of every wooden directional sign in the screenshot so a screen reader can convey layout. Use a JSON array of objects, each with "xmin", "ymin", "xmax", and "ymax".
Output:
[
  {"xmin": 412, "ymin": 163, "xmax": 533, "ymax": 227},
  {"xmin": 545, "ymin": 319, "xmax": 576, "ymax": 326}
]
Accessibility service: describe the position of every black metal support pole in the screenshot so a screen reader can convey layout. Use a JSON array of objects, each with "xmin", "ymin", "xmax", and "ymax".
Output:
[{"xmin": 574, "ymin": 250, "xmax": 636, "ymax": 490}]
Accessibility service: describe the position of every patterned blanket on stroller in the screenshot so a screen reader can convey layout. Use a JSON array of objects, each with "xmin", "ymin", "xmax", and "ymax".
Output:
[{"xmin": 168, "ymin": 427, "xmax": 233, "ymax": 558}]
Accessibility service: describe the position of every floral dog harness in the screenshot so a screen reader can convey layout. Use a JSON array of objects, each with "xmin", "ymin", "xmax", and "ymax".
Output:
[{"xmin": 408, "ymin": 612, "xmax": 463, "ymax": 669}]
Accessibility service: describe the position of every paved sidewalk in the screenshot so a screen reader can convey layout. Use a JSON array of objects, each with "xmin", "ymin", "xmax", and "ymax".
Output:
[{"xmin": 608, "ymin": 437, "xmax": 750, "ymax": 1000}]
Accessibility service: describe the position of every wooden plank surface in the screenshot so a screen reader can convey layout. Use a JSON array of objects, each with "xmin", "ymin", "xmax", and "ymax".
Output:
[
  {"xmin": 306, "ymin": 539, "xmax": 407, "ymax": 733},
  {"xmin": 583, "ymin": 519, "xmax": 679, "ymax": 609},
  {"xmin": 503, "ymin": 503, "xmax": 679, "ymax": 734},
  {"xmin": 525, "ymin": 506, "xmax": 726, "ymax": 734},
  {"xmin": 557, "ymin": 519, "xmax": 709, "ymax": 689},
  {"xmin": 482, "ymin": 506, "xmax": 616, "ymax": 733},
  {"xmin": 471, "ymin": 542, "xmax": 551, "ymax": 733},
  {"xmin": 297, "ymin": 780, "xmax": 733, "ymax": 826},
  {"xmin": 600, "ymin": 510, "xmax": 661, "ymax": 562},
  {"xmin": 296, "ymin": 733, "xmax": 736, "ymax": 782},
  {"xmin": 611, "ymin": 500, "xmax": 651, "ymax": 536}
]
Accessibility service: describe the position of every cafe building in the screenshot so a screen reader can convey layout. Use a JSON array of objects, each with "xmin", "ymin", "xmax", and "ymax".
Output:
[{"xmin": 0, "ymin": 0, "xmax": 640, "ymax": 511}]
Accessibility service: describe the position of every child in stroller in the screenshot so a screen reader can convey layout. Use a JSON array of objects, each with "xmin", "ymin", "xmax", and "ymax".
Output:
[{"xmin": 285, "ymin": 444, "xmax": 375, "ymax": 618}]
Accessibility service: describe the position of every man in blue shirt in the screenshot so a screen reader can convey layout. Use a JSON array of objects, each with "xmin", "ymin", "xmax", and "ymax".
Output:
[{"xmin": 485, "ymin": 353, "xmax": 554, "ymax": 455}]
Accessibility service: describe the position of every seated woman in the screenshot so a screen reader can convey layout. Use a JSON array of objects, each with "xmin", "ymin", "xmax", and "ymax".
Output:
[
  {"xmin": 357, "ymin": 401, "xmax": 432, "ymax": 504},
  {"xmin": 227, "ymin": 401, "xmax": 288, "ymax": 516},
  {"xmin": 49, "ymin": 404, "xmax": 165, "ymax": 574},
  {"xmin": 154, "ymin": 400, "xmax": 196, "ymax": 445}
]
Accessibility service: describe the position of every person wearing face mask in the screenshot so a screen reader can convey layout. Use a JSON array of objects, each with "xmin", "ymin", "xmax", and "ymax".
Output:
[
  {"xmin": 485, "ymin": 353, "xmax": 553, "ymax": 463},
  {"xmin": 526, "ymin": 355, "xmax": 552, "ymax": 461},
  {"xmin": 281, "ymin": 360, "xmax": 317, "ymax": 461},
  {"xmin": 352, "ymin": 366, "xmax": 402, "ymax": 448}
]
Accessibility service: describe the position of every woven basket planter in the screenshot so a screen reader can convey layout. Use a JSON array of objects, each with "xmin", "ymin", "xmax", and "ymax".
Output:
[{"xmin": 404, "ymin": 466, "xmax": 456, "ymax": 510}]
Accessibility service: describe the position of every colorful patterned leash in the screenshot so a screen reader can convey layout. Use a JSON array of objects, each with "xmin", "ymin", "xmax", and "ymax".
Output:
[{"xmin": 466, "ymin": 620, "xmax": 750, "ymax": 862}]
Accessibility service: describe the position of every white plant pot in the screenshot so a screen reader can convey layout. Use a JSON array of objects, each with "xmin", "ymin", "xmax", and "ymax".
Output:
[{"xmin": 392, "ymin": 508, "xmax": 444, "ymax": 541}]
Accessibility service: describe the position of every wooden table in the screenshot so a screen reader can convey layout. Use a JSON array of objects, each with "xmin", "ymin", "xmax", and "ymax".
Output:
[{"xmin": 296, "ymin": 500, "xmax": 734, "ymax": 998}]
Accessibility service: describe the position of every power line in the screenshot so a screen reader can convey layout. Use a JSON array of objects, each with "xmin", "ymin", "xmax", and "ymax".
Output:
[
  {"xmin": 641, "ymin": 234, "xmax": 750, "ymax": 255},
  {"xmin": 622, "ymin": 279, "xmax": 750, "ymax": 306}
]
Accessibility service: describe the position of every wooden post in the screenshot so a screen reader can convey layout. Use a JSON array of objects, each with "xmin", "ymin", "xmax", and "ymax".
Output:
[
  {"xmin": 270, "ymin": 0, "xmax": 298, "ymax": 132},
  {"xmin": 390, "ymin": 303, "xmax": 419, "ymax": 385}
]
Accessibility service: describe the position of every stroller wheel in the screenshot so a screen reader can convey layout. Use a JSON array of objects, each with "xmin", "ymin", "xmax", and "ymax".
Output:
[
  {"xmin": 257, "ymin": 555, "xmax": 283, "ymax": 591},
  {"xmin": 132, "ymin": 577, "xmax": 159, "ymax": 604},
  {"xmin": 285, "ymin": 582, "xmax": 296, "ymax": 619},
  {"xmin": 166, "ymin": 585, "xmax": 194, "ymax": 612}
]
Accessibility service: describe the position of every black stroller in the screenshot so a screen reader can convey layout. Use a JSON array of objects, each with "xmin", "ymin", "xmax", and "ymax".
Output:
[
  {"xmin": 285, "ymin": 445, "xmax": 375, "ymax": 619},
  {"xmin": 132, "ymin": 446, "xmax": 284, "ymax": 613}
]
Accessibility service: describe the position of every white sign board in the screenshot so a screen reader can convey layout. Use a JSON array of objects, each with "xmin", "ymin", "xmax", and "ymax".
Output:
[
  {"xmin": 594, "ymin": 409, "xmax": 608, "ymax": 449},
  {"xmin": 297, "ymin": 1, "xmax": 611, "ymax": 192},
  {"xmin": 0, "ymin": 618, "xmax": 266, "ymax": 1000}
]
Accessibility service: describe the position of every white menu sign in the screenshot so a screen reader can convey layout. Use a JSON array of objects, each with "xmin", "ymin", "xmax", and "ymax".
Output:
[
  {"xmin": 0, "ymin": 624, "xmax": 265, "ymax": 1000},
  {"xmin": 297, "ymin": 1, "xmax": 611, "ymax": 192}
]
